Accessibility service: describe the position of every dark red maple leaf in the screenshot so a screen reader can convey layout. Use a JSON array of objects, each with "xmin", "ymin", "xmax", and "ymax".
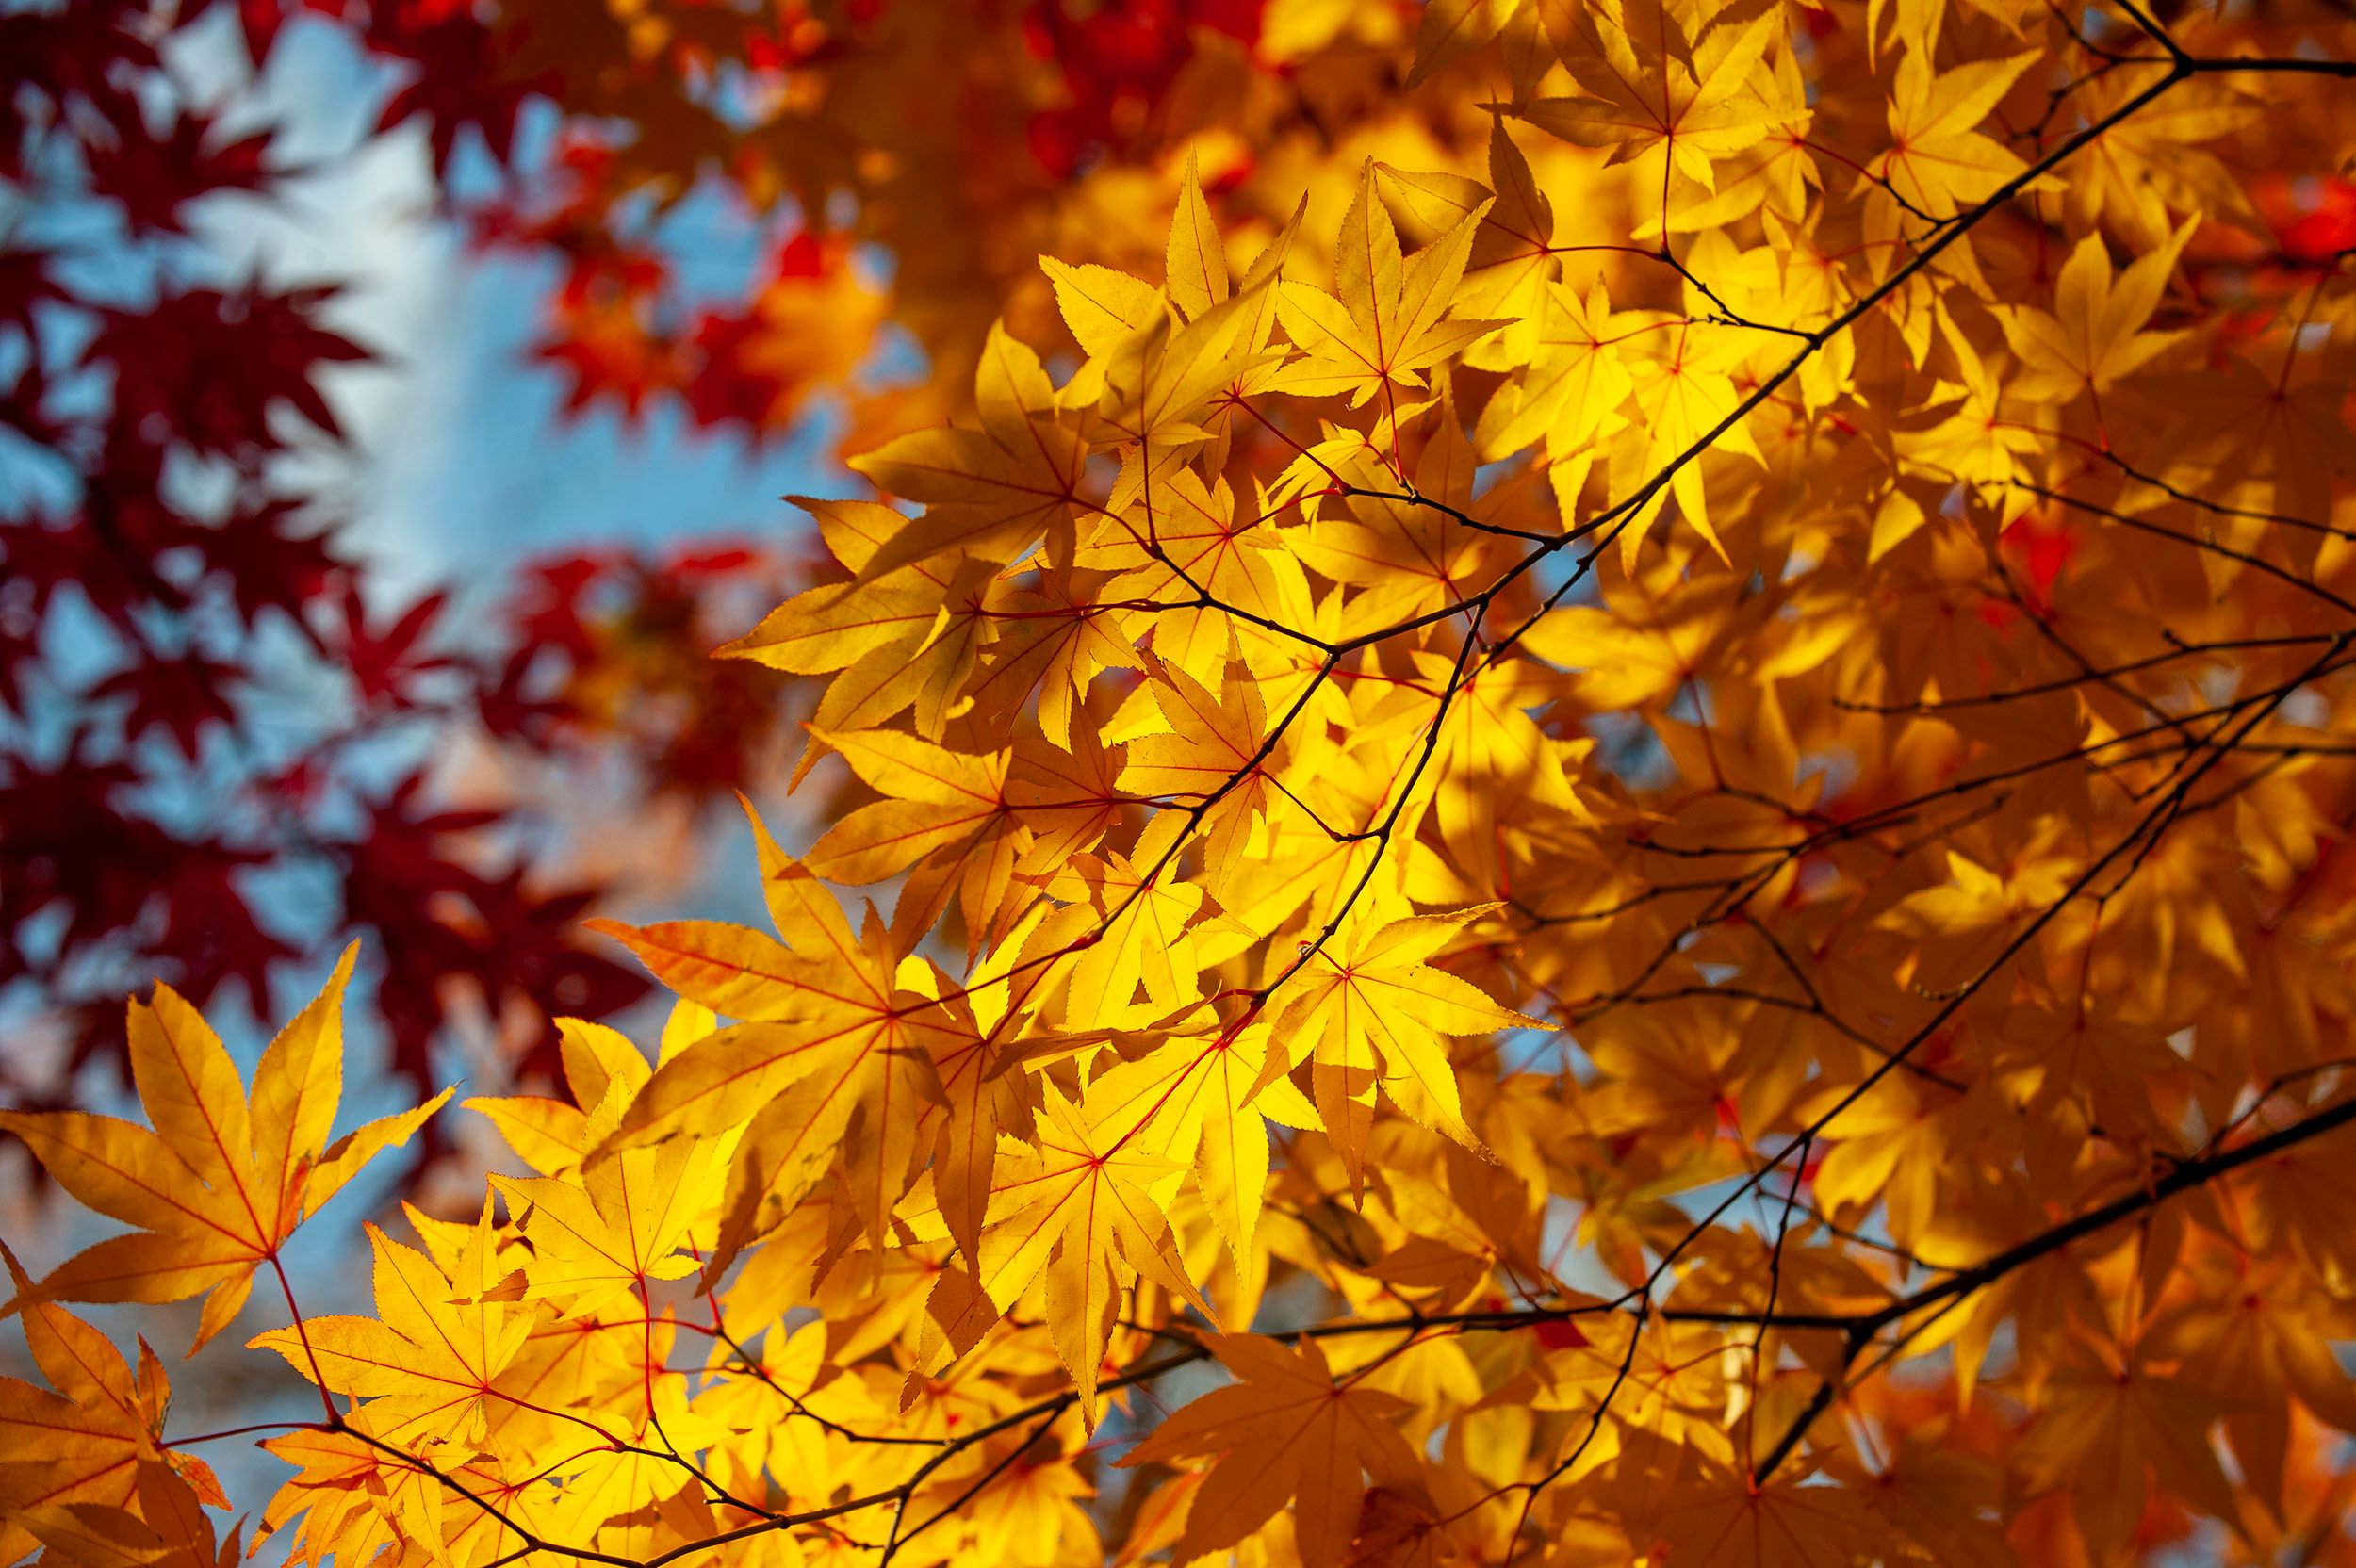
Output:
[
  {"xmin": 96, "ymin": 285, "xmax": 369, "ymax": 462},
  {"xmin": 331, "ymin": 583, "xmax": 459, "ymax": 708},
  {"xmin": 475, "ymin": 644, "xmax": 580, "ymax": 746},
  {"xmin": 78, "ymin": 449, "xmax": 222, "ymax": 614},
  {"xmin": 205, "ymin": 498, "xmax": 350, "ymax": 632},
  {"xmin": 150, "ymin": 840, "xmax": 292, "ymax": 1009},
  {"xmin": 0, "ymin": 242, "xmax": 60, "ymax": 335},
  {"xmin": 334, "ymin": 773, "xmax": 648, "ymax": 1103},
  {"xmin": 336, "ymin": 774, "xmax": 499, "ymax": 1035},
  {"xmin": 506, "ymin": 554, "xmax": 612, "ymax": 663},
  {"xmin": 8, "ymin": 479, "xmax": 212, "ymax": 643},
  {"xmin": 469, "ymin": 871, "xmax": 650, "ymax": 1022},
  {"xmin": 1, "ymin": 515, "xmax": 103, "ymax": 624},
  {"xmin": 683, "ymin": 307, "xmax": 791, "ymax": 432},
  {"xmin": 90, "ymin": 651, "xmax": 246, "ymax": 761},
  {"xmin": 367, "ymin": 2, "xmax": 561, "ymax": 175},
  {"xmin": 0, "ymin": 2, "xmax": 155, "ymax": 180},
  {"xmin": 0, "ymin": 749, "xmax": 157, "ymax": 971},
  {"xmin": 82, "ymin": 111, "xmax": 285, "ymax": 237}
]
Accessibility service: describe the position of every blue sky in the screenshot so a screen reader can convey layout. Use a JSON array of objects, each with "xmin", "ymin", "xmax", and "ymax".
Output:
[{"xmin": 209, "ymin": 20, "xmax": 846, "ymax": 601}]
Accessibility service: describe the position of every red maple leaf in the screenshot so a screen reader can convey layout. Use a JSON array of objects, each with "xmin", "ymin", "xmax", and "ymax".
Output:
[
  {"xmin": 82, "ymin": 110, "xmax": 285, "ymax": 236},
  {"xmin": 90, "ymin": 651, "xmax": 246, "ymax": 761},
  {"xmin": 97, "ymin": 285, "xmax": 368, "ymax": 461}
]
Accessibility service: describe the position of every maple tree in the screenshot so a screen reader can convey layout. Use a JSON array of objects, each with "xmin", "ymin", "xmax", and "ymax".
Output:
[{"xmin": 11, "ymin": 0, "xmax": 2356, "ymax": 1565}]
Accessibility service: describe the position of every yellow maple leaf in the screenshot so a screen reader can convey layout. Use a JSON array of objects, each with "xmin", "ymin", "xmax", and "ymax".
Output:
[
  {"xmin": 249, "ymin": 1222, "xmax": 539, "ymax": 1446},
  {"xmin": 0, "ymin": 947, "xmax": 449, "ymax": 1349},
  {"xmin": 1522, "ymin": 4, "xmax": 1799, "ymax": 202},
  {"xmin": 970, "ymin": 1079, "xmax": 1215, "ymax": 1427},
  {"xmin": 2000, "ymin": 222, "xmax": 2195, "ymax": 407},
  {"xmin": 1272, "ymin": 162, "xmax": 1508, "ymax": 408},
  {"xmin": 1121, "ymin": 1334, "xmax": 1422, "ymax": 1568},
  {"xmin": 1274, "ymin": 905, "xmax": 1543, "ymax": 1188},
  {"xmin": 1869, "ymin": 46, "xmax": 2038, "ymax": 220},
  {"xmin": 0, "ymin": 1248, "xmax": 224, "ymax": 1566}
]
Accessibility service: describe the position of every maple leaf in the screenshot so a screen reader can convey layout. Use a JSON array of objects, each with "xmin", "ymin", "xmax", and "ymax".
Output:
[
  {"xmin": 255, "ymin": 1425, "xmax": 516, "ymax": 1568},
  {"xmin": 846, "ymin": 324, "xmax": 1091, "ymax": 581},
  {"xmin": 1165, "ymin": 151, "xmax": 1231, "ymax": 323},
  {"xmin": 1288, "ymin": 412, "xmax": 1499, "ymax": 635},
  {"xmin": 1041, "ymin": 255, "xmax": 1165, "ymax": 361},
  {"xmin": 2000, "ymin": 223, "xmax": 2195, "ymax": 407},
  {"xmin": 801, "ymin": 726, "xmax": 1023, "ymax": 952},
  {"xmin": 1272, "ymin": 163, "xmax": 1508, "ymax": 407},
  {"xmin": 331, "ymin": 585, "xmax": 458, "ymax": 709},
  {"xmin": 96, "ymin": 285, "xmax": 368, "ymax": 462},
  {"xmin": 0, "ymin": 948, "xmax": 450, "ymax": 1349},
  {"xmin": 1520, "ymin": 4, "xmax": 1800, "ymax": 203},
  {"xmin": 89, "ymin": 650, "xmax": 244, "ymax": 762},
  {"xmin": 1412, "ymin": 647, "xmax": 1593, "ymax": 889},
  {"xmin": 1085, "ymin": 466, "xmax": 1312, "ymax": 688},
  {"xmin": 1121, "ymin": 1334, "xmax": 1422, "ymax": 1568},
  {"xmin": 492, "ymin": 1129, "xmax": 728, "ymax": 1318},
  {"xmin": 367, "ymin": 4, "xmax": 552, "ymax": 174},
  {"xmin": 686, "ymin": 236, "xmax": 888, "ymax": 433},
  {"xmin": 589, "ymin": 804, "xmax": 959, "ymax": 1265},
  {"xmin": 0, "ymin": 1248, "xmax": 225, "ymax": 1567},
  {"xmin": 1868, "ymin": 46, "xmax": 2038, "ymax": 220},
  {"xmin": 721, "ymin": 499, "xmax": 1001, "ymax": 745},
  {"xmin": 2065, "ymin": 76, "xmax": 2260, "ymax": 252},
  {"xmin": 1006, "ymin": 720, "xmax": 1135, "ymax": 866},
  {"xmin": 205, "ymin": 498, "xmax": 347, "ymax": 629},
  {"xmin": 25, "ymin": 1471, "xmax": 237, "ymax": 1568},
  {"xmin": 1632, "ymin": 1446, "xmax": 1900, "ymax": 1566},
  {"xmin": 1274, "ymin": 905, "xmax": 1544, "ymax": 1189},
  {"xmin": 962, "ymin": 1076, "xmax": 1215, "ymax": 1428},
  {"xmin": 80, "ymin": 109, "xmax": 281, "ymax": 237},
  {"xmin": 1380, "ymin": 124, "xmax": 1562, "ymax": 370},
  {"xmin": 1095, "ymin": 280, "xmax": 1292, "ymax": 449},
  {"xmin": 1609, "ymin": 315, "xmax": 1765, "ymax": 563},
  {"xmin": 2014, "ymin": 1342, "xmax": 2242, "ymax": 1564},
  {"xmin": 1029, "ymin": 817, "xmax": 1221, "ymax": 1026},
  {"xmin": 2159, "ymin": 347, "xmax": 2356, "ymax": 531},
  {"xmin": 1474, "ymin": 278, "xmax": 1636, "ymax": 465},
  {"xmin": 249, "ymin": 1222, "xmax": 537, "ymax": 1447},
  {"xmin": 1406, "ymin": 0, "xmax": 1516, "ymax": 89},
  {"xmin": 916, "ymin": 906, "xmax": 1112, "ymax": 1266},
  {"xmin": 1890, "ymin": 326, "xmax": 2043, "ymax": 495},
  {"xmin": 1117, "ymin": 650, "xmax": 1284, "ymax": 868},
  {"xmin": 1087, "ymin": 1023, "xmax": 1320, "ymax": 1265}
]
